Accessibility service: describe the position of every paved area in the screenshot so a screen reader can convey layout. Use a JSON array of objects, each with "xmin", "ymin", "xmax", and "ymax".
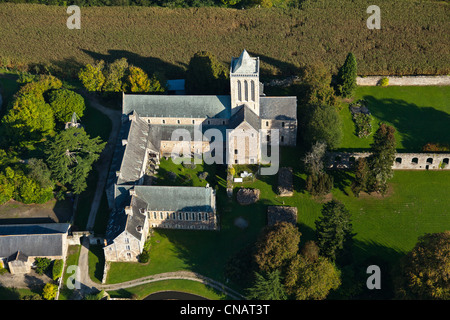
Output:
[{"xmin": 84, "ymin": 94, "xmax": 121, "ymax": 231}]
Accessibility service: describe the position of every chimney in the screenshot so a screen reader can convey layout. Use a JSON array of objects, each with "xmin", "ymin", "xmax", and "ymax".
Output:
[
  {"xmin": 125, "ymin": 206, "xmax": 132, "ymax": 215},
  {"xmin": 122, "ymin": 139, "xmax": 128, "ymax": 146}
]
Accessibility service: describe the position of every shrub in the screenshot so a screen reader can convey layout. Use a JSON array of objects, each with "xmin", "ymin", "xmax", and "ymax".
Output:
[
  {"xmin": 306, "ymin": 172, "xmax": 334, "ymax": 196},
  {"xmin": 52, "ymin": 260, "xmax": 63, "ymax": 281},
  {"xmin": 353, "ymin": 113, "xmax": 372, "ymax": 138},
  {"xmin": 336, "ymin": 52, "xmax": 357, "ymax": 98},
  {"xmin": 378, "ymin": 77, "xmax": 389, "ymax": 87},
  {"xmin": 42, "ymin": 283, "xmax": 58, "ymax": 300},
  {"xmin": 34, "ymin": 258, "xmax": 52, "ymax": 275},
  {"xmin": 422, "ymin": 142, "xmax": 450, "ymax": 152}
]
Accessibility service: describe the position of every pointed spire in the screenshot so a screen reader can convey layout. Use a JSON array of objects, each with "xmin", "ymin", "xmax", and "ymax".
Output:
[{"xmin": 232, "ymin": 49, "xmax": 256, "ymax": 74}]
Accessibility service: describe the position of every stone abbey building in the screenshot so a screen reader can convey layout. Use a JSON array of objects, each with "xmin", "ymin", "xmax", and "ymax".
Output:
[{"xmin": 104, "ymin": 50, "xmax": 298, "ymax": 262}]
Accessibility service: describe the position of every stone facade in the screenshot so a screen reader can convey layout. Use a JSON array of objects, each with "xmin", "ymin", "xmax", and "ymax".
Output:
[{"xmin": 327, "ymin": 152, "xmax": 450, "ymax": 170}]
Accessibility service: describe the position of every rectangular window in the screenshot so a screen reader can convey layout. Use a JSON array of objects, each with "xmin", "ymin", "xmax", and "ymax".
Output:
[
  {"xmin": 192, "ymin": 120, "xmax": 195, "ymax": 124},
  {"xmin": 234, "ymin": 149, "xmax": 238, "ymax": 154},
  {"xmin": 282, "ymin": 122, "xmax": 285, "ymax": 128},
  {"xmin": 177, "ymin": 119, "xmax": 181, "ymax": 124},
  {"xmin": 266, "ymin": 121, "xmax": 269, "ymax": 127},
  {"xmin": 162, "ymin": 119, "xmax": 166, "ymax": 124},
  {"xmin": 126, "ymin": 245, "xmax": 130, "ymax": 251}
]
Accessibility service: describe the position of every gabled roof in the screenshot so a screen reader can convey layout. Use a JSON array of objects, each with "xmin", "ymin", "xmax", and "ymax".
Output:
[
  {"xmin": 0, "ymin": 223, "xmax": 70, "ymax": 258},
  {"xmin": 123, "ymin": 94, "xmax": 231, "ymax": 119},
  {"xmin": 134, "ymin": 185, "xmax": 215, "ymax": 212},
  {"xmin": 260, "ymin": 96, "xmax": 297, "ymax": 120},
  {"xmin": 117, "ymin": 113, "xmax": 151, "ymax": 185},
  {"xmin": 229, "ymin": 105, "xmax": 261, "ymax": 131},
  {"xmin": 231, "ymin": 49, "xmax": 258, "ymax": 74}
]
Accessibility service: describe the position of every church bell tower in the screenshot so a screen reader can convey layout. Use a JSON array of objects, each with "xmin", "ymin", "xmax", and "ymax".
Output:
[{"xmin": 230, "ymin": 49, "xmax": 260, "ymax": 116}]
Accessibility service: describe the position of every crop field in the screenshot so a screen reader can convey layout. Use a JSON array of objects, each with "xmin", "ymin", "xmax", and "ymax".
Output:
[{"xmin": 0, "ymin": 1, "xmax": 449, "ymax": 79}]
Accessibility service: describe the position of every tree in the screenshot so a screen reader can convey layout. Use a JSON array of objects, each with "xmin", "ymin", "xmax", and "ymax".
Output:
[
  {"xmin": 0, "ymin": 172, "xmax": 14, "ymax": 205},
  {"xmin": 300, "ymin": 240, "xmax": 320, "ymax": 262},
  {"xmin": 78, "ymin": 60, "xmax": 106, "ymax": 92},
  {"xmin": 45, "ymin": 127, "xmax": 106, "ymax": 194},
  {"xmin": 395, "ymin": 231, "xmax": 450, "ymax": 300},
  {"xmin": 303, "ymin": 141, "xmax": 327, "ymax": 176},
  {"xmin": 366, "ymin": 123, "xmax": 396, "ymax": 194},
  {"xmin": 254, "ymin": 222, "xmax": 301, "ymax": 273},
  {"xmin": 303, "ymin": 141, "xmax": 334, "ymax": 196},
  {"xmin": 186, "ymin": 51, "xmax": 229, "ymax": 95},
  {"xmin": 336, "ymin": 52, "xmax": 357, "ymax": 98},
  {"xmin": 1, "ymin": 76, "xmax": 62, "ymax": 145},
  {"xmin": 303, "ymin": 103, "xmax": 342, "ymax": 149},
  {"xmin": 42, "ymin": 283, "xmax": 58, "ymax": 300},
  {"xmin": 351, "ymin": 157, "xmax": 369, "ymax": 196},
  {"xmin": 315, "ymin": 200, "xmax": 354, "ymax": 261},
  {"xmin": 247, "ymin": 270, "xmax": 288, "ymax": 300},
  {"xmin": 125, "ymin": 66, "xmax": 164, "ymax": 93},
  {"xmin": 299, "ymin": 62, "xmax": 339, "ymax": 108},
  {"xmin": 284, "ymin": 254, "xmax": 341, "ymax": 300},
  {"xmin": 102, "ymin": 57, "xmax": 129, "ymax": 92},
  {"xmin": 48, "ymin": 88, "xmax": 85, "ymax": 123},
  {"xmin": 34, "ymin": 257, "xmax": 52, "ymax": 275}
]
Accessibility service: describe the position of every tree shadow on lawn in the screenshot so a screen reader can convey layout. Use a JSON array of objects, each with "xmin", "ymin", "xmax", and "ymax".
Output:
[{"xmin": 362, "ymin": 96, "xmax": 450, "ymax": 152}]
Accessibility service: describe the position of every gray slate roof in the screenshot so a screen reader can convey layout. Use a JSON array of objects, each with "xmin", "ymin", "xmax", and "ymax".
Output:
[
  {"xmin": 229, "ymin": 105, "xmax": 261, "ymax": 131},
  {"xmin": 117, "ymin": 113, "xmax": 151, "ymax": 185},
  {"xmin": 123, "ymin": 94, "xmax": 231, "ymax": 119},
  {"xmin": 260, "ymin": 97, "xmax": 297, "ymax": 120},
  {"xmin": 0, "ymin": 223, "xmax": 70, "ymax": 258},
  {"xmin": 231, "ymin": 50, "xmax": 258, "ymax": 74},
  {"xmin": 134, "ymin": 185, "xmax": 214, "ymax": 212}
]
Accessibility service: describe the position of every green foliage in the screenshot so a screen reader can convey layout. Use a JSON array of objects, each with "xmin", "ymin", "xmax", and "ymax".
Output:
[
  {"xmin": 254, "ymin": 222, "xmax": 301, "ymax": 273},
  {"xmin": 78, "ymin": 60, "xmax": 106, "ymax": 92},
  {"xmin": 315, "ymin": 200, "xmax": 354, "ymax": 261},
  {"xmin": 26, "ymin": 158, "xmax": 54, "ymax": 189},
  {"xmin": 186, "ymin": 51, "xmax": 229, "ymax": 95},
  {"xmin": 378, "ymin": 77, "xmax": 389, "ymax": 87},
  {"xmin": 367, "ymin": 123, "xmax": 396, "ymax": 194},
  {"xmin": 351, "ymin": 157, "xmax": 369, "ymax": 197},
  {"xmin": 303, "ymin": 103, "xmax": 343, "ymax": 149},
  {"xmin": 34, "ymin": 257, "xmax": 52, "ymax": 275},
  {"xmin": 0, "ymin": 172, "xmax": 14, "ymax": 205},
  {"xmin": 42, "ymin": 283, "xmax": 58, "ymax": 300},
  {"xmin": 45, "ymin": 127, "xmax": 106, "ymax": 194},
  {"xmin": 352, "ymin": 113, "xmax": 372, "ymax": 138},
  {"xmin": 395, "ymin": 231, "xmax": 450, "ymax": 300},
  {"xmin": 336, "ymin": 52, "xmax": 357, "ymax": 98},
  {"xmin": 305, "ymin": 172, "xmax": 333, "ymax": 196},
  {"xmin": 284, "ymin": 254, "xmax": 341, "ymax": 300},
  {"xmin": 102, "ymin": 57, "xmax": 129, "ymax": 92},
  {"xmin": 48, "ymin": 88, "xmax": 85, "ymax": 123},
  {"xmin": 84, "ymin": 290, "xmax": 106, "ymax": 300},
  {"xmin": 52, "ymin": 259, "xmax": 64, "ymax": 281},
  {"xmin": 246, "ymin": 269, "xmax": 287, "ymax": 300},
  {"xmin": 1, "ymin": 75, "xmax": 62, "ymax": 145}
]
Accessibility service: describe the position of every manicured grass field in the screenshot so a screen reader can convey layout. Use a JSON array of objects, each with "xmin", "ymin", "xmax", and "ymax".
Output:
[
  {"xmin": 339, "ymin": 86, "xmax": 450, "ymax": 152},
  {"xmin": 107, "ymin": 279, "xmax": 229, "ymax": 300}
]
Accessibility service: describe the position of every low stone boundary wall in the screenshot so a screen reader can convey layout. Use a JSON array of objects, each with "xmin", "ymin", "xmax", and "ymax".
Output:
[
  {"xmin": 327, "ymin": 152, "xmax": 450, "ymax": 170},
  {"xmin": 357, "ymin": 76, "xmax": 450, "ymax": 86}
]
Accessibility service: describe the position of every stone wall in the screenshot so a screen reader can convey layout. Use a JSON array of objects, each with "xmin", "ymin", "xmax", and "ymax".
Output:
[
  {"xmin": 357, "ymin": 76, "xmax": 450, "ymax": 86},
  {"xmin": 327, "ymin": 152, "xmax": 450, "ymax": 170}
]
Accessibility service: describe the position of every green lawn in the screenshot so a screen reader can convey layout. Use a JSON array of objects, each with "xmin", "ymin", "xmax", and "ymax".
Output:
[
  {"xmin": 107, "ymin": 279, "xmax": 229, "ymax": 300},
  {"xmin": 339, "ymin": 86, "xmax": 450, "ymax": 152},
  {"xmin": 105, "ymin": 85, "xmax": 450, "ymax": 298},
  {"xmin": 58, "ymin": 245, "xmax": 81, "ymax": 300}
]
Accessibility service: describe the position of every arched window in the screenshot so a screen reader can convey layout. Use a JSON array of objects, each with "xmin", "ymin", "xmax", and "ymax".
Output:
[
  {"xmin": 198, "ymin": 213, "xmax": 202, "ymax": 221},
  {"xmin": 237, "ymin": 80, "xmax": 242, "ymax": 101},
  {"xmin": 395, "ymin": 157, "xmax": 402, "ymax": 164},
  {"xmin": 153, "ymin": 212, "xmax": 157, "ymax": 220},
  {"xmin": 192, "ymin": 213, "xmax": 196, "ymax": 221},
  {"xmin": 251, "ymin": 80, "xmax": 255, "ymax": 101},
  {"xmin": 160, "ymin": 212, "xmax": 164, "ymax": 220},
  {"xmin": 411, "ymin": 157, "xmax": 419, "ymax": 164},
  {"xmin": 244, "ymin": 80, "xmax": 248, "ymax": 101},
  {"xmin": 185, "ymin": 212, "xmax": 189, "ymax": 220},
  {"xmin": 427, "ymin": 158, "xmax": 433, "ymax": 164},
  {"xmin": 204, "ymin": 213, "xmax": 209, "ymax": 221}
]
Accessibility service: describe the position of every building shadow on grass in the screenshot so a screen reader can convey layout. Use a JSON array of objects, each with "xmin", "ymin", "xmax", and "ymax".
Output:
[{"xmin": 362, "ymin": 96, "xmax": 450, "ymax": 152}]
